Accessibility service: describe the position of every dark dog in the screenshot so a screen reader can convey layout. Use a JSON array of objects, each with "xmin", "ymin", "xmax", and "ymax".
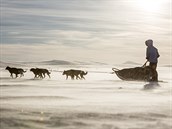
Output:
[
  {"xmin": 5, "ymin": 66, "xmax": 26, "ymax": 78},
  {"xmin": 30, "ymin": 68, "xmax": 43, "ymax": 78},
  {"xmin": 41, "ymin": 68, "xmax": 51, "ymax": 78},
  {"xmin": 30, "ymin": 68, "xmax": 51, "ymax": 79}
]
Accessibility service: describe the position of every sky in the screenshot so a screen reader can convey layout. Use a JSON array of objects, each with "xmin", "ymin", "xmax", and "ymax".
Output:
[{"xmin": 0, "ymin": 0, "xmax": 171, "ymax": 65}]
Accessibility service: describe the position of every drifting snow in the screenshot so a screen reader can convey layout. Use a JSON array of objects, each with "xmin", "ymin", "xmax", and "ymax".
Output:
[{"xmin": 0, "ymin": 65, "xmax": 172, "ymax": 129}]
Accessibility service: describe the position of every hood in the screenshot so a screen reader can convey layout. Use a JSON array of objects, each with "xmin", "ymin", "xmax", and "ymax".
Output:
[{"xmin": 145, "ymin": 39, "xmax": 153, "ymax": 46}]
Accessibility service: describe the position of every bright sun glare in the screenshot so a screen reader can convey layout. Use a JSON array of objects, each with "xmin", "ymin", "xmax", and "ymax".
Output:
[{"xmin": 136, "ymin": 0, "xmax": 165, "ymax": 13}]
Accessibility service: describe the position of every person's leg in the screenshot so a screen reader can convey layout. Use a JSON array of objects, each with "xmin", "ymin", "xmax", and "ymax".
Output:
[
  {"xmin": 149, "ymin": 63, "xmax": 158, "ymax": 81},
  {"xmin": 154, "ymin": 70, "xmax": 158, "ymax": 81}
]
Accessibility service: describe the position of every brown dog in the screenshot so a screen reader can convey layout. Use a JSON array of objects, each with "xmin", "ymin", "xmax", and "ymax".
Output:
[{"xmin": 62, "ymin": 69, "xmax": 88, "ymax": 80}]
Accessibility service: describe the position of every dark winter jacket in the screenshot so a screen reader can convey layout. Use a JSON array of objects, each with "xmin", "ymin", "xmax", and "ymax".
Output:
[{"xmin": 146, "ymin": 42, "xmax": 160, "ymax": 63}]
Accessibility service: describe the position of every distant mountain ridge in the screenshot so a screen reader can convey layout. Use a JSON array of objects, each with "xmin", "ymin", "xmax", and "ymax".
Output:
[
  {"xmin": 37, "ymin": 60, "xmax": 110, "ymax": 66},
  {"xmin": 40, "ymin": 60, "xmax": 75, "ymax": 65}
]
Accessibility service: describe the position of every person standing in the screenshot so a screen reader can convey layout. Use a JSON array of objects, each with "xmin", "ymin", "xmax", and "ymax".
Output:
[{"xmin": 145, "ymin": 39, "xmax": 160, "ymax": 81}]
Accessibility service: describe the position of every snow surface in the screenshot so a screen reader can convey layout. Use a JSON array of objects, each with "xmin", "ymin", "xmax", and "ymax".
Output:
[{"xmin": 0, "ymin": 65, "xmax": 172, "ymax": 129}]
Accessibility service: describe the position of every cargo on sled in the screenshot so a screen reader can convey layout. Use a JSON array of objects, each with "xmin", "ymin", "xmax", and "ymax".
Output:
[{"xmin": 112, "ymin": 66, "xmax": 153, "ymax": 81}]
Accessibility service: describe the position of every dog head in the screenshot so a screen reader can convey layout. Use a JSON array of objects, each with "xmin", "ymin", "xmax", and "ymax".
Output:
[{"xmin": 5, "ymin": 66, "xmax": 10, "ymax": 70}]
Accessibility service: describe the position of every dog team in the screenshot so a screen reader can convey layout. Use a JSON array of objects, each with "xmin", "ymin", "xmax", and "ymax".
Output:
[{"xmin": 5, "ymin": 66, "xmax": 88, "ymax": 80}]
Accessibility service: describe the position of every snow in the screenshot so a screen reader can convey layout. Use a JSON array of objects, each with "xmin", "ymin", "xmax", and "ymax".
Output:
[{"xmin": 0, "ymin": 65, "xmax": 172, "ymax": 129}]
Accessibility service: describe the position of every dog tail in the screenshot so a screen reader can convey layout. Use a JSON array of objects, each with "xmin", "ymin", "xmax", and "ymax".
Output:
[{"xmin": 82, "ymin": 71, "xmax": 88, "ymax": 75}]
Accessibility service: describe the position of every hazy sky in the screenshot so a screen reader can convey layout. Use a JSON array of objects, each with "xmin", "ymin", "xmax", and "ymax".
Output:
[{"xmin": 0, "ymin": 0, "xmax": 171, "ymax": 64}]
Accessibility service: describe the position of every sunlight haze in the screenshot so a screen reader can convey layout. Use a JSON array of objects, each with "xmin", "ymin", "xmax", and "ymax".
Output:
[{"xmin": 0, "ymin": 0, "xmax": 171, "ymax": 65}]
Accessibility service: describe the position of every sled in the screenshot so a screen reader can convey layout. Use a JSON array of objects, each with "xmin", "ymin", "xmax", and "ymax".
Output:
[{"xmin": 112, "ymin": 66, "xmax": 152, "ymax": 81}]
